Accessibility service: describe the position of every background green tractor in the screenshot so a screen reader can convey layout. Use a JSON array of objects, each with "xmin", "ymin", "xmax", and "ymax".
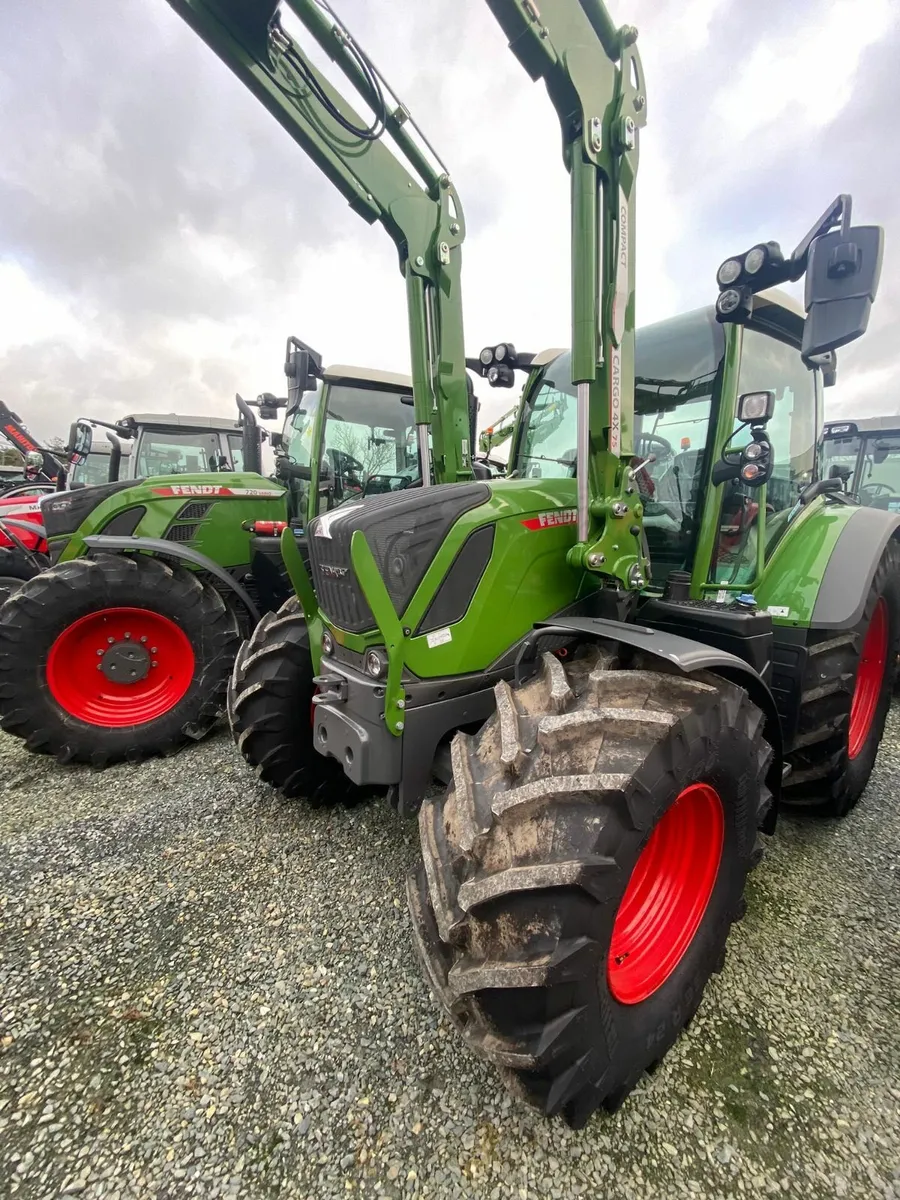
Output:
[
  {"xmin": 821, "ymin": 415, "xmax": 900, "ymax": 510},
  {"xmin": 0, "ymin": 342, "xmax": 453, "ymax": 766},
  {"xmin": 180, "ymin": 0, "xmax": 891, "ymax": 1128}
]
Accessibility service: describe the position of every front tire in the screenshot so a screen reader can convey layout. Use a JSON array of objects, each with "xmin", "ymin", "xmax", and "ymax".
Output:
[
  {"xmin": 409, "ymin": 645, "xmax": 772, "ymax": 1127},
  {"xmin": 0, "ymin": 545, "xmax": 48, "ymax": 604},
  {"xmin": 0, "ymin": 554, "xmax": 240, "ymax": 766},
  {"xmin": 227, "ymin": 597, "xmax": 363, "ymax": 806}
]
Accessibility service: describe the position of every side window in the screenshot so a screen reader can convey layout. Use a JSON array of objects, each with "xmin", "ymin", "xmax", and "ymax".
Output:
[
  {"xmin": 710, "ymin": 329, "xmax": 818, "ymax": 584},
  {"xmin": 738, "ymin": 329, "xmax": 817, "ymax": 513},
  {"xmin": 228, "ymin": 434, "xmax": 244, "ymax": 472}
]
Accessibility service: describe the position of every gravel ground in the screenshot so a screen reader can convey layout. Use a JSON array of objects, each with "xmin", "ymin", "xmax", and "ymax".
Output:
[{"xmin": 1, "ymin": 710, "xmax": 898, "ymax": 1200}]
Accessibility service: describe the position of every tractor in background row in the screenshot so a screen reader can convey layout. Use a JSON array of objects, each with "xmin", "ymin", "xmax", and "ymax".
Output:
[
  {"xmin": 177, "ymin": 0, "xmax": 892, "ymax": 1127},
  {"xmin": 0, "ymin": 347, "xmax": 477, "ymax": 766},
  {"xmin": 821, "ymin": 415, "xmax": 900, "ymax": 510}
]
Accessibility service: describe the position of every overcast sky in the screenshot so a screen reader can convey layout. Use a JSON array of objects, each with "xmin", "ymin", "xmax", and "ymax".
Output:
[{"xmin": 1, "ymin": 0, "xmax": 896, "ymax": 446}]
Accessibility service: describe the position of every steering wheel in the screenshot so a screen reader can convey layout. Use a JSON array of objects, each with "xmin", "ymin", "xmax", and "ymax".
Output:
[
  {"xmin": 860, "ymin": 482, "xmax": 893, "ymax": 499},
  {"xmin": 636, "ymin": 432, "xmax": 673, "ymax": 460}
]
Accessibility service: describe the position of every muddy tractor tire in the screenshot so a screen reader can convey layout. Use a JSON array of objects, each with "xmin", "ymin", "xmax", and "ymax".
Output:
[
  {"xmin": 0, "ymin": 545, "xmax": 48, "ymax": 605},
  {"xmin": 409, "ymin": 644, "xmax": 772, "ymax": 1127},
  {"xmin": 783, "ymin": 538, "xmax": 900, "ymax": 819},
  {"xmin": 0, "ymin": 553, "xmax": 240, "ymax": 766},
  {"xmin": 227, "ymin": 596, "xmax": 365, "ymax": 806}
]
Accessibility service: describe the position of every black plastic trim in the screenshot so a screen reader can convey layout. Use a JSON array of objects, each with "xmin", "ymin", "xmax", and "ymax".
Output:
[
  {"xmin": 101, "ymin": 506, "xmax": 145, "ymax": 537},
  {"xmin": 416, "ymin": 524, "xmax": 495, "ymax": 635},
  {"xmin": 82, "ymin": 535, "xmax": 261, "ymax": 623}
]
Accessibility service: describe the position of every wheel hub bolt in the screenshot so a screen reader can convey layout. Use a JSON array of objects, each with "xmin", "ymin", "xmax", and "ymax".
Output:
[
  {"xmin": 96, "ymin": 649, "xmax": 104, "ymax": 657},
  {"xmin": 140, "ymin": 636, "xmax": 148, "ymax": 644},
  {"xmin": 151, "ymin": 647, "xmax": 157, "ymax": 654},
  {"xmin": 124, "ymin": 632, "xmax": 131, "ymax": 640},
  {"xmin": 151, "ymin": 661, "xmax": 158, "ymax": 668},
  {"xmin": 107, "ymin": 637, "xmax": 114, "ymax": 644}
]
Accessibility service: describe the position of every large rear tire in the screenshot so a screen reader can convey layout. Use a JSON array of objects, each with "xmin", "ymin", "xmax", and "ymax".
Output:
[
  {"xmin": 409, "ymin": 645, "xmax": 772, "ymax": 1127},
  {"xmin": 782, "ymin": 538, "xmax": 900, "ymax": 819},
  {"xmin": 0, "ymin": 545, "xmax": 48, "ymax": 605},
  {"xmin": 227, "ymin": 597, "xmax": 364, "ymax": 806},
  {"xmin": 0, "ymin": 554, "xmax": 240, "ymax": 766}
]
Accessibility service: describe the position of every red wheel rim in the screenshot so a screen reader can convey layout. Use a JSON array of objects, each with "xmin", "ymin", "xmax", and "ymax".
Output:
[
  {"xmin": 608, "ymin": 783, "xmax": 724, "ymax": 1005},
  {"xmin": 46, "ymin": 608, "xmax": 194, "ymax": 727},
  {"xmin": 848, "ymin": 597, "xmax": 888, "ymax": 760}
]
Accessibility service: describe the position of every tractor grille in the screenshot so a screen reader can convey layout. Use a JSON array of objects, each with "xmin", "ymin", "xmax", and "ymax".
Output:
[
  {"xmin": 307, "ymin": 483, "xmax": 490, "ymax": 634},
  {"xmin": 176, "ymin": 501, "xmax": 212, "ymax": 521},
  {"xmin": 165, "ymin": 522, "xmax": 199, "ymax": 543}
]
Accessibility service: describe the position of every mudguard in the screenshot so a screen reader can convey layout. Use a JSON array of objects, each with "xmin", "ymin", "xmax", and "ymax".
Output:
[
  {"xmin": 811, "ymin": 506, "xmax": 900, "ymax": 629},
  {"xmin": 523, "ymin": 615, "xmax": 783, "ymax": 812},
  {"xmin": 83, "ymin": 534, "xmax": 261, "ymax": 624}
]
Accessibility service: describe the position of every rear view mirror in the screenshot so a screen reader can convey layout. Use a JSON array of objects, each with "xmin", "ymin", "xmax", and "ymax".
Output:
[
  {"xmin": 284, "ymin": 336, "xmax": 322, "ymax": 399},
  {"xmin": 67, "ymin": 419, "xmax": 93, "ymax": 465},
  {"xmin": 802, "ymin": 225, "xmax": 884, "ymax": 358}
]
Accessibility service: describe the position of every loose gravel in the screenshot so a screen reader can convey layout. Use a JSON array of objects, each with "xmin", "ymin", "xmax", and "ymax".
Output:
[{"xmin": 0, "ymin": 709, "xmax": 898, "ymax": 1200}]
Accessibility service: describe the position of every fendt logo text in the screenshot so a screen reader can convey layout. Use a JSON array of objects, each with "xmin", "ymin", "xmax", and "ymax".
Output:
[{"xmin": 521, "ymin": 509, "xmax": 578, "ymax": 531}]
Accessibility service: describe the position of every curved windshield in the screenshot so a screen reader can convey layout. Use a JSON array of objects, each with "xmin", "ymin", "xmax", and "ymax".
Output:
[
  {"xmin": 280, "ymin": 382, "xmax": 419, "ymax": 519},
  {"xmin": 514, "ymin": 308, "xmax": 725, "ymax": 582},
  {"xmin": 135, "ymin": 430, "xmax": 225, "ymax": 476},
  {"xmin": 70, "ymin": 451, "xmax": 115, "ymax": 486}
]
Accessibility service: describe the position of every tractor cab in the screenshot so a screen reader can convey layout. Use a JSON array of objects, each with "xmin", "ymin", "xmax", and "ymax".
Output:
[
  {"xmin": 68, "ymin": 439, "xmax": 133, "ymax": 487},
  {"xmin": 275, "ymin": 363, "xmax": 420, "ymax": 527},
  {"xmin": 821, "ymin": 417, "xmax": 900, "ymax": 511},
  {"xmin": 125, "ymin": 413, "xmax": 246, "ymax": 477},
  {"xmin": 510, "ymin": 289, "xmax": 824, "ymax": 593}
]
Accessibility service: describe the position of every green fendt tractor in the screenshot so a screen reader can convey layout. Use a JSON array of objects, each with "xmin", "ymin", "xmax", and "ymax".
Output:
[
  {"xmin": 0, "ymin": 348, "xmax": 450, "ymax": 765},
  {"xmin": 183, "ymin": 0, "xmax": 891, "ymax": 1125}
]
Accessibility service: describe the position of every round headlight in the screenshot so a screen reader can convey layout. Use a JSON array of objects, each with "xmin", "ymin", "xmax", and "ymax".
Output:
[
  {"xmin": 740, "ymin": 462, "xmax": 762, "ymax": 482},
  {"xmin": 717, "ymin": 258, "xmax": 742, "ymax": 287},
  {"xmin": 494, "ymin": 343, "xmax": 508, "ymax": 362},
  {"xmin": 479, "ymin": 347, "xmax": 493, "ymax": 366},
  {"xmin": 744, "ymin": 246, "xmax": 767, "ymax": 276},
  {"xmin": 487, "ymin": 366, "xmax": 500, "ymax": 384},
  {"xmin": 365, "ymin": 649, "xmax": 387, "ymax": 678},
  {"xmin": 744, "ymin": 441, "xmax": 763, "ymax": 460},
  {"xmin": 717, "ymin": 288, "xmax": 742, "ymax": 315},
  {"xmin": 322, "ymin": 630, "xmax": 334, "ymax": 656}
]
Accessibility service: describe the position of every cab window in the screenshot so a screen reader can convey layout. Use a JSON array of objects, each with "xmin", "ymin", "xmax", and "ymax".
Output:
[
  {"xmin": 514, "ymin": 307, "xmax": 725, "ymax": 584},
  {"xmin": 710, "ymin": 328, "xmax": 817, "ymax": 584},
  {"xmin": 135, "ymin": 431, "xmax": 221, "ymax": 476}
]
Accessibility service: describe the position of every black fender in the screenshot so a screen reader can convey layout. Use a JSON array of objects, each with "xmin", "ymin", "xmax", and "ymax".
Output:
[
  {"xmin": 812, "ymin": 506, "xmax": 900, "ymax": 629},
  {"xmin": 82, "ymin": 534, "xmax": 261, "ymax": 624},
  {"xmin": 521, "ymin": 615, "xmax": 783, "ymax": 817}
]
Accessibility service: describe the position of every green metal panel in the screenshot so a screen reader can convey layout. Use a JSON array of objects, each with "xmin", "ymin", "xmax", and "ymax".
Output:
[
  {"xmin": 56, "ymin": 474, "xmax": 288, "ymax": 569},
  {"xmin": 323, "ymin": 478, "xmax": 592, "ymax": 693},
  {"xmin": 751, "ymin": 499, "xmax": 856, "ymax": 627}
]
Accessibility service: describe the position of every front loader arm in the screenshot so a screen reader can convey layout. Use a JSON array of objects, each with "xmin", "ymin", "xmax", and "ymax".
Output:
[
  {"xmin": 484, "ymin": 0, "xmax": 648, "ymax": 584},
  {"xmin": 165, "ymin": 0, "xmax": 473, "ymax": 485},
  {"xmin": 0, "ymin": 401, "xmax": 64, "ymax": 479}
]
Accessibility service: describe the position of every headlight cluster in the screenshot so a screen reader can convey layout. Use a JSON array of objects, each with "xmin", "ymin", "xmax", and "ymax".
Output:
[{"xmin": 715, "ymin": 241, "xmax": 786, "ymax": 325}]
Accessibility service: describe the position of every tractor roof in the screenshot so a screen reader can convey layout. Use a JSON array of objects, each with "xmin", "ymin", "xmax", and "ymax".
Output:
[
  {"xmin": 323, "ymin": 364, "xmax": 413, "ymax": 391},
  {"xmin": 823, "ymin": 415, "xmax": 900, "ymax": 437},
  {"xmin": 124, "ymin": 413, "xmax": 241, "ymax": 432}
]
